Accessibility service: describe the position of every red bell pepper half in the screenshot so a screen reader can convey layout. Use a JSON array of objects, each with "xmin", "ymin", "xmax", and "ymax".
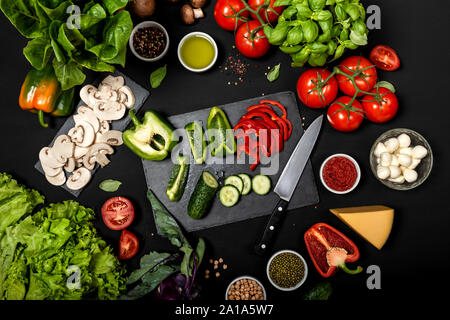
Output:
[{"xmin": 304, "ymin": 223, "xmax": 363, "ymax": 278}]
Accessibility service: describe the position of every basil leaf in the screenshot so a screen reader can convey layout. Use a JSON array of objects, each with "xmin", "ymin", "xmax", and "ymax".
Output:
[
  {"xmin": 274, "ymin": 0, "xmax": 292, "ymax": 7},
  {"xmin": 287, "ymin": 26, "xmax": 303, "ymax": 45},
  {"xmin": 99, "ymin": 179, "xmax": 122, "ymax": 192},
  {"xmin": 349, "ymin": 29, "xmax": 368, "ymax": 46},
  {"xmin": 308, "ymin": 0, "xmax": 326, "ymax": 11},
  {"xmin": 150, "ymin": 65, "xmax": 167, "ymax": 89},
  {"xmin": 374, "ymin": 81, "xmax": 396, "ymax": 93},
  {"xmin": 267, "ymin": 64, "xmax": 281, "ymax": 82},
  {"xmin": 303, "ymin": 20, "xmax": 319, "ymax": 43}
]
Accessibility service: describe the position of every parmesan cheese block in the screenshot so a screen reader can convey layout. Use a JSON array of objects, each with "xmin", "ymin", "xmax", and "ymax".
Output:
[{"xmin": 330, "ymin": 205, "xmax": 394, "ymax": 250}]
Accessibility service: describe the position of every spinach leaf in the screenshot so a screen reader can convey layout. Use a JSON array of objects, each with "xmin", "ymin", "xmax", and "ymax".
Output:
[
  {"xmin": 126, "ymin": 252, "xmax": 176, "ymax": 285},
  {"xmin": 150, "ymin": 65, "xmax": 167, "ymax": 89},
  {"xmin": 267, "ymin": 64, "xmax": 281, "ymax": 82},
  {"xmin": 99, "ymin": 179, "xmax": 122, "ymax": 192},
  {"xmin": 303, "ymin": 282, "xmax": 333, "ymax": 300}
]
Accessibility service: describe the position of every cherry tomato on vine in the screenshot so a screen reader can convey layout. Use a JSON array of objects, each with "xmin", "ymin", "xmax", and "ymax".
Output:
[
  {"xmin": 119, "ymin": 229, "xmax": 139, "ymax": 260},
  {"xmin": 369, "ymin": 45, "xmax": 400, "ymax": 71},
  {"xmin": 336, "ymin": 56, "xmax": 377, "ymax": 97},
  {"xmin": 297, "ymin": 68, "xmax": 338, "ymax": 109},
  {"xmin": 101, "ymin": 196, "xmax": 135, "ymax": 230},
  {"xmin": 214, "ymin": 0, "xmax": 249, "ymax": 31},
  {"xmin": 248, "ymin": 0, "xmax": 285, "ymax": 23},
  {"xmin": 361, "ymin": 87, "xmax": 398, "ymax": 123},
  {"xmin": 235, "ymin": 20, "xmax": 270, "ymax": 58},
  {"xmin": 327, "ymin": 96, "xmax": 365, "ymax": 132}
]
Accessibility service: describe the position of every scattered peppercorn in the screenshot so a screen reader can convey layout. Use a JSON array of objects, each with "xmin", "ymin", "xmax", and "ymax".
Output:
[
  {"xmin": 227, "ymin": 278, "xmax": 264, "ymax": 300},
  {"xmin": 269, "ymin": 252, "xmax": 305, "ymax": 288},
  {"xmin": 133, "ymin": 27, "xmax": 167, "ymax": 59}
]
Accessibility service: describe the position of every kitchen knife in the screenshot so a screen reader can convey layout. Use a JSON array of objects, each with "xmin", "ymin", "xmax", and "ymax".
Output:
[{"xmin": 254, "ymin": 115, "xmax": 323, "ymax": 255}]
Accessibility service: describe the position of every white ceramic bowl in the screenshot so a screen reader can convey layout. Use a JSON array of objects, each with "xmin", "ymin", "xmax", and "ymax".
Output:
[
  {"xmin": 177, "ymin": 32, "xmax": 218, "ymax": 72},
  {"xmin": 319, "ymin": 153, "xmax": 361, "ymax": 194},
  {"xmin": 266, "ymin": 250, "xmax": 308, "ymax": 291},
  {"xmin": 225, "ymin": 276, "xmax": 266, "ymax": 300},
  {"xmin": 129, "ymin": 21, "xmax": 169, "ymax": 62}
]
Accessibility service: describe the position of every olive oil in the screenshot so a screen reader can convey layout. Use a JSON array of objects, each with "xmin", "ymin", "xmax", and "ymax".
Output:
[{"xmin": 180, "ymin": 35, "xmax": 215, "ymax": 70}]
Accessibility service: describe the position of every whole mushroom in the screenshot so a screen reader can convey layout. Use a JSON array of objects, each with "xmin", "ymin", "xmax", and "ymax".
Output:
[
  {"xmin": 181, "ymin": 4, "xmax": 204, "ymax": 25},
  {"xmin": 190, "ymin": 0, "xmax": 207, "ymax": 8},
  {"xmin": 130, "ymin": 0, "xmax": 156, "ymax": 18}
]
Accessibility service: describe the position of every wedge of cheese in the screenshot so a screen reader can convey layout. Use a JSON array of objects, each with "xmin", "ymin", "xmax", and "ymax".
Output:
[{"xmin": 330, "ymin": 205, "xmax": 394, "ymax": 250}]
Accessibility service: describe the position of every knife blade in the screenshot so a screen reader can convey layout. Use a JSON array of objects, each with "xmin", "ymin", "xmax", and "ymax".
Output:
[{"xmin": 254, "ymin": 115, "xmax": 323, "ymax": 255}]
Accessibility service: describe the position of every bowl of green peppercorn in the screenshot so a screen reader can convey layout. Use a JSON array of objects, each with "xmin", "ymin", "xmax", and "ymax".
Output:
[{"xmin": 266, "ymin": 250, "xmax": 308, "ymax": 291}]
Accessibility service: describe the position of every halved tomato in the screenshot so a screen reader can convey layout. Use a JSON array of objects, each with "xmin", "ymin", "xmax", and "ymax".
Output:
[
  {"xmin": 101, "ymin": 196, "xmax": 135, "ymax": 231},
  {"xmin": 119, "ymin": 229, "xmax": 139, "ymax": 260},
  {"xmin": 369, "ymin": 45, "xmax": 400, "ymax": 71}
]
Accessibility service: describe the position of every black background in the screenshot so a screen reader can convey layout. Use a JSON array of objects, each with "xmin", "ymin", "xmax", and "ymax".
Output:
[{"xmin": 0, "ymin": 0, "xmax": 449, "ymax": 311}]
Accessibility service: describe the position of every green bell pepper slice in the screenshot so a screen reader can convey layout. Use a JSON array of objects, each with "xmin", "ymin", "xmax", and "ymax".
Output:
[
  {"xmin": 207, "ymin": 106, "xmax": 236, "ymax": 157},
  {"xmin": 166, "ymin": 155, "xmax": 190, "ymax": 202},
  {"xmin": 185, "ymin": 121, "xmax": 207, "ymax": 164},
  {"xmin": 123, "ymin": 110, "xmax": 177, "ymax": 161}
]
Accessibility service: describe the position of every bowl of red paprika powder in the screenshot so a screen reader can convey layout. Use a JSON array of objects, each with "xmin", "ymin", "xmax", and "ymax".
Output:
[{"xmin": 320, "ymin": 154, "xmax": 361, "ymax": 194}]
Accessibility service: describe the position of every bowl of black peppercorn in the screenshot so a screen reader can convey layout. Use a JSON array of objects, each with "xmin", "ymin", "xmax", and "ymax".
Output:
[{"xmin": 129, "ymin": 21, "xmax": 169, "ymax": 62}]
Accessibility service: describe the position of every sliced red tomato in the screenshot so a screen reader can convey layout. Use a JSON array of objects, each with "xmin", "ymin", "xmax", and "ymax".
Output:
[
  {"xmin": 327, "ymin": 96, "xmax": 364, "ymax": 132},
  {"xmin": 297, "ymin": 68, "xmax": 338, "ymax": 109},
  {"xmin": 235, "ymin": 20, "xmax": 270, "ymax": 58},
  {"xmin": 101, "ymin": 196, "xmax": 135, "ymax": 231},
  {"xmin": 369, "ymin": 45, "xmax": 400, "ymax": 71},
  {"xmin": 361, "ymin": 87, "xmax": 399, "ymax": 123},
  {"xmin": 248, "ymin": 0, "xmax": 285, "ymax": 23},
  {"xmin": 336, "ymin": 56, "xmax": 377, "ymax": 97},
  {"xmin": 119, "ymin": 229, "xmax": 139, "ymax": 260},
  {"xmin": 214, "ymin": 0, "xmax": 249, "ymax": 31}
]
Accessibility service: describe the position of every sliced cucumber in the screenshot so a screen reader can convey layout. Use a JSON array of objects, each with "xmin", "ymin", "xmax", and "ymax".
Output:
[
  {"xmin": 252, "ymin": 175, "xmax": 271, "ymax": 195},
  {"xmin": 219, "ymin": 185, "xmax": 240, "ymax": 207},
  {"xmin": 238, "ymin": 174, "xmax": 252, "ymax": 195},
  {"xmin": 224, "ymin": 175, "xmax": 244, "ymax": 194}
]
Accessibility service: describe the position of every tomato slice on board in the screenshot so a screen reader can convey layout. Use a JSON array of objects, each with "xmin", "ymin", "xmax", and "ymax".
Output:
[
  {"xmin": 101, "ymin": 196, "xmax": 135, "ymax": 231},
  {"xmin": 369, "ymin": 45, "xmax": 400, "ymax": 71},
  {"xmin": 119, "ymin": 229, "xmax": 139, "ymax": 260}
]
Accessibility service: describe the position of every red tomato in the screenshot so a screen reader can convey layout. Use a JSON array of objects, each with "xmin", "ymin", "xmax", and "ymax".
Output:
[
  {"xmin": 336, "ymin": 56, "xmax": 377, "ymax": 96},
  {"xmin": 297, "ymin": 68, "xmax": 338, "ymax": 109},
  {"xmin": 214, "ymin": 0, "xmax": 249, "ymax": 31},
  {"xmin": 327, "ymin": 96, "xmax": 364, "ymax": 132},
  {"xmin": 101, "ymin": 197, "xmax": 135, "ymax": 231},
  {"xmin": 119, "ymin": 229, "xmax": 139, "ymax": 260},
  {"xmin": 370, "ymin": 45, "xmax": 400, "ymax": 71},
  {"xmin": 361, "ymin": 87, "xmax": 398, "ymax": 123},
  {"xmin": 235, "ymin": 21, "xmax": 270, "ymax": 58},
  {"xmin": 248, "ymin": 0, "xmax": 285, "ymax": 23}
]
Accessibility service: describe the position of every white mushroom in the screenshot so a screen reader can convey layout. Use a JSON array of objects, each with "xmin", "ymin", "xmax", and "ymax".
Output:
[
  {"xmin": 74, "ymin": 145, "xmax": 90, "ymax": 159},
  {"xmin": 412, "ymin": 145, "xmax": 428, "ymax": 159},
  {"xmin": 389, "ymin": 165, "xmax": 402, "ymax": 179},
  {"xmin": 66, "ymin": 167, "xmax": 92, "ymax": 190},
  {"xmin": 46, "ymin": 171, "xmax": 66, "ymax": 186},
  {"xmin": 68, "ymin": 121, "xmax": 95, "ymax": 147},
  {"xmin": 398, "ymin": 154, "xmax": 412, "ymax": 167},
  {"xmin": 118, "ymin": 86, "xmax": 135, "ymax": 109},
  {"xmin": 74, "ymin": 106, "xmax": 100, "ymax": 133},
  {"xmin": 39, "ymin": 147, "xmax": 64, "ymax": 169},
  {"xmin": 397, "ymin": 134, "xmax": 411, "ymax": 148},
  {"xmin": 374, "ymin": 142, "xmax": 387, "ymax": 158},
  {"xmin": 377, "ymin": 166, "xmax": 390, "ymax": 180},
  {"xmin": 95, "ymin": 84, "xmax": 115, "ymax": 101},
  {"xmin": 42, "ymin": 165, "xmax": 63, "ymax": 177},
  {"xmin": 51, "ymin": 135, "xmax": 75, "ymax": 162},
  {"xmin": 97, "ymin": 130, "xmax": 123, "ymax": 146},
  {"xmin": 80, "ymin": 85, "xmax": 97, "ymax": 108},
  {"xmin": 83, "ymin": 143, "xmax": 114, "ymax": 169},
  {"xmin": 380, "ymin": 152, "xmax": 392, "ymax": 167},
  {"xmin": 101, "ymin": 75, "xmax": 125, "ymax": 91},
  {"xmin": 408, "ymin": 158, "xmax": 421, "ymax": 170},
  {"xmin": 64, "ymin": 157, "xmax": 76, "ymax": 173},
  {"xmin": 384, "ymin": 138, "xmax": 400, "ymax": 153},
  {"xmin": 93, "ymin": 101, "xmax": 126, "ymax": 121},
  {"xmin": 403, "ymin": 168, "xmax": 418, "ymax": 183},
  {"xmin": 99, "ymin": 120, "xmax": 110, "ymax": 134},
  {"xmin": 388, "ymin": 176, "xmax": 405, "ymax": 184}
]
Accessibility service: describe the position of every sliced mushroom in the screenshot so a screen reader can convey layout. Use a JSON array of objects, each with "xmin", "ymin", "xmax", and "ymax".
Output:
[
  {"xmin": 64, "ymin": 157, "xmax": 76, "ymax": 173},
  {"xmin": 39, "ymin": 147, "xmax": 64, "ymax": 169},
  {"xmin": 42, "ymin": 165, "xmax": 63, "ymax": 177},
  {"xmin": 80, "ymin": 85, "xmax": 97, "ymax": 108},
  {"xmin": 93, "ymin": 101, "xmax": 126, "ymax": 121},
  {"xmin": 46, "ymin": 171, "xmax": 66, "ymax": 186},
  {"xmin": 118, "ymin": 86, "xmax": 135, "ymax": 109},
  {"xmin": 74, "ymin": 106, "xmax": 100, "ymax": 132},
  {"xmin": 66, "ymin": 167, "xmax": 92, "ymax": 190},
  {"xmin": 52, "ymin": 134, "xmax": 75, "ymax": 160},
  {"xmin": 68, "ymin": 121, "xmax": 95, "ymax": 147},
  {"xmin": 101, "ymin": 75, "xmax": 125, "ymax": 91},
  {"xmin": 74, "ymin": 145, "xmax": 90, "ymax": 159},
  {"xmin": 95, "ymin": 84, "xmax": 115, "ymax": 101},
  {"xmin": 75, "ymin": 157, "xmax": 84, "ymax": 168},
  {"xmin": 84, "ymin": 143, "xmax": 114, "ymax": 168},
  {"xmin": 97, "ymin": 130, "xmax": 123, "ymax": 146},
  {"xmin": 99, "ymin": 120, "xmax": 110, "ymax": 134},
  {"xmin": 82, "ymin": 153, "xmax": 97, "ymax": 170}
]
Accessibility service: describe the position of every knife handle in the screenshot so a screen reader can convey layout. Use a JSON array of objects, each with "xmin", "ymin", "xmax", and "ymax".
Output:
[{"xmin": 254, "ymin": 199, "xmax": 289, "ymax": 256}]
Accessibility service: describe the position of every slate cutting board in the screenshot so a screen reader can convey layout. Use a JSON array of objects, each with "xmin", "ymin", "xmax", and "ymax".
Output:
[
  {"xmin": 35, "ymin": 71, "xmax": 150, "ymax": 197},
  {"xmin": 143, "ymin": 91, "xmax": 319, "ymax": 233}
]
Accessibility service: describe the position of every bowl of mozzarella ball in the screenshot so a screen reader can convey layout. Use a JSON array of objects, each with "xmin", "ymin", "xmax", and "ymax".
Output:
[{"xmin": 370, "ymin": 128, "xmax": 433, "ymax": 190}]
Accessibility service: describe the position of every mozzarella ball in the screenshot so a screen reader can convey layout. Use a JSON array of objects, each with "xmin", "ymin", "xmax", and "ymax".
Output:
[
  {"xmin": 397, "ymin": 134, "xmax": 411, "ymax": 148},
  {"xmin": 403, "ymin": 168, "xmax": 418, "ymax": 183},
  {"xmin": 380, "ymin": 152, "xmax": 392, "ymax": 167},
  {"xmin": 398, "ymin": 154, "xmax": 412, "ymax": 167},
  {"xmin": 377, "ymin": 166, "xmax": 390, "ymax": 180},
  {"xmin": 412, "ymin": 145, "xmax": 428, "ymax": 159},
  {"xmin": 389, "ymin": 166, "xmax": 402, "ymax": 179},
  {"xmin": 409, "ymin": 158, "xmax": 421, "ymax": 170},
  {"xmin": 385, "ymin": 138, "xmax": 400, "ymax": 153},
  {"xmin": 389, "ymin": 176, "xmax": 405, "ymax": 184},
  {"xmin": 374, "ymin": 142, "xmax": 388, "ymax": 157},
  {"xmin": 398, "ymin": 147, "xmax": 413, "ymax": 156},
  {"xmin": 376, "ymin": 157, "xmax": 380, "ymax": 164},
  {"xmin": 391, "ymin": 155, "xmax": 399, "ymax": 167}
]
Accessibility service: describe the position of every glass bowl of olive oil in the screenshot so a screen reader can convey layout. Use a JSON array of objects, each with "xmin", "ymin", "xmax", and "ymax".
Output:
[{"xmin": 178, "ymin": 32, "xmax": 218, "ymax": 72}]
